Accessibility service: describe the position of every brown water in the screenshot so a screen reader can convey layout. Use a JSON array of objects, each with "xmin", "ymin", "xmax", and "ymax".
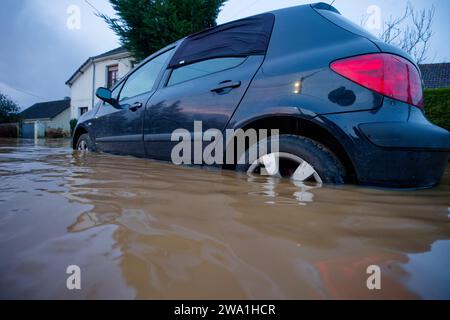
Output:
[{"xmin": 0, "ymin": 138, "xmax": 449, "ymax": 299}]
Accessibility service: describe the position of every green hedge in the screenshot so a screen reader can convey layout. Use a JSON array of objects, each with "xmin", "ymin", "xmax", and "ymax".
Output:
[
  {"xmin": 424, "ymin": 87, "xmax": 450, "ymax": 131},
  {"xmin": 70, "ymin": 118, "xmax": 78, "ymax": 135}
]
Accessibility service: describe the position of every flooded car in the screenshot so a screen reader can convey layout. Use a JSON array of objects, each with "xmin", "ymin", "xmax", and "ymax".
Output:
[
  {"xmin": 0, "ymin": 139, "xmax": 449, "ymax": 299},
  {"xmin": 73, "ymin": 3, "xmax": 450, "ymax": 188}
]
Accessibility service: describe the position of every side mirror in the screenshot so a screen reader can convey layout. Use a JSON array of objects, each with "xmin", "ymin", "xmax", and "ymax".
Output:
[{"xmin": 96, "ymin": 87, "xmax": 117, "ymax": 106}]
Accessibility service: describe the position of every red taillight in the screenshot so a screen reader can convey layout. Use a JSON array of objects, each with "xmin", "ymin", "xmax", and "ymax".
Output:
[{"xmin": 330, "ymin": 53, "xmax": 423, "ymax": 108}]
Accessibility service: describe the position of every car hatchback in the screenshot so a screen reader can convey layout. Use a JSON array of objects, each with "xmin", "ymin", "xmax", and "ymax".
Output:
[{"xmin": 73, "ymin": 2, "xmax": 450, "ymax": 188}]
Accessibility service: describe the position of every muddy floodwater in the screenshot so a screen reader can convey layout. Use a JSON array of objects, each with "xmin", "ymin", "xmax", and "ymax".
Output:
[{"xmin": 0, "ymin": 138, "xmax": 449, "ymax": 299}]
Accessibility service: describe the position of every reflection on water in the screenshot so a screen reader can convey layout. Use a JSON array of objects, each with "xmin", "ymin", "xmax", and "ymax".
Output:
[{"xmin": 0, "ymin": 138, "xmax": 449, "ymax": 299}]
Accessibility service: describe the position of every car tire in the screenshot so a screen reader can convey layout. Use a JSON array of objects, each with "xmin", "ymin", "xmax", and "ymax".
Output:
[
  {"xmin": 235, "ymin": 134, "xmax": 346, "ymax": 184},
  {"xmin": 76, "ymin": 133, "xmax": 96, "ymax": 152}
]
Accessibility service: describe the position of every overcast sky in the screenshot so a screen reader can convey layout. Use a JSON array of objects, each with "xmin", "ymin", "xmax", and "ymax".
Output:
[{"xmin": 0, "ymin": 0, "xmax": 449, "ymax": 110}]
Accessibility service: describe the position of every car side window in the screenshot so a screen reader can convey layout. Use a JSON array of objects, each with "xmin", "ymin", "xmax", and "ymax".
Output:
[
  {"xmin": 167, "ymin": 57, "xmax": 246, "ymax": 86},
  {"xmin": 111, "ymin": 81, "xmax": 124, "ymax": 101},
  {"xmin": 119, "ymin": 48, "xmax": 174, "ymax": 101}
]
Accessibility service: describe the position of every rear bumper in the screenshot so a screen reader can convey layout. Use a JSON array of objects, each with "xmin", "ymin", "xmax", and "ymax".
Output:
[
  {"xmin": 350, "ymin": 147, "xmax": 449, "ymax": 188},
  {"xmin": 321, "ymin": 103, "xmax": 450, "ymax": 188},
  {"xmin": 358, "ymin": 121, "xmax": 450, "ymax": 151}
]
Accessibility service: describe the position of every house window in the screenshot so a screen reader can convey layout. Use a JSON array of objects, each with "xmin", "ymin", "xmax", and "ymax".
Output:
[
  {"xmin": 107, "ymin": 65, "xmax": 119, "ymax": 89},
  {"xmin": 79, "ymin": 107, "xmax": 89, "ymax": 116}
]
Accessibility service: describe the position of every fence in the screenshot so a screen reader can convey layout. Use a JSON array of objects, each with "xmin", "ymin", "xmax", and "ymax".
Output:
[{"xmin": 0, "ymin": 123, "xmax": 19, "ymax": 138}]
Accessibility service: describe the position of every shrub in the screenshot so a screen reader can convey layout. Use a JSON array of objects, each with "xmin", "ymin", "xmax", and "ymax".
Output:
[
  {"xmin": 424, "ymin": 87, "xmax": 450, "ymax": 131},
  {"xmin": 70, "ymin": 118, "xmax": 78, "ymax": 135},
  {"xmin": 45, "ymin": 128, "xmax": 66, "ymax": 138}
]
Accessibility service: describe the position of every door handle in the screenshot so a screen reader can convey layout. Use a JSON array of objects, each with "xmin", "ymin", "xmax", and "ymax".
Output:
[
  {"xmin": 211, "ymin": 81, "xmax": 242, "ymax": 93},
  {"xmin": 129, "ymin": 102, "xmax": 143, "ymax": 111}
]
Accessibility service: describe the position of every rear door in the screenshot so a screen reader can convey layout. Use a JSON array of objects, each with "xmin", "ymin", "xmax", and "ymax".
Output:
[{"xmin": 143, "ymin": 13, "xmax": 275, "ymax": 161}]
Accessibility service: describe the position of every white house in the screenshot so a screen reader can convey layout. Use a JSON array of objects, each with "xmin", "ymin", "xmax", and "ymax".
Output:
[{"xmin": 65, "ymin": 47, "xmax": 133, "ymax": 119}]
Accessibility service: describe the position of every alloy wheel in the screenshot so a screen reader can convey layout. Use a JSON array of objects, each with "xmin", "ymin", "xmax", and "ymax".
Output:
[
  {"xmin": 247, "ymin": 152, "xmax": 323, "ymax": 183},
  {"xmin": 77, "ymin": 140, "xmax": 89, "ymax": 151}
]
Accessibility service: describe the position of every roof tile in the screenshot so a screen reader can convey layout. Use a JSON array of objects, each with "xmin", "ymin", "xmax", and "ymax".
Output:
[{"xmin": 419, "ymin": 63, "xmax": 450, "ymax": 89}]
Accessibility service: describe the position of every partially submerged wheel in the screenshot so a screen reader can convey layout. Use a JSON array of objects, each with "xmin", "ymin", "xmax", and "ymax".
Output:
[
  {"xmin": 237, "ymin": 135, "xmax": 346, "ymax": 184},
  {"xmin": 76, "ymin": 133, "xmax": 95, "ymax": 152},
  {"xmin": 247, "ymin": 152, "xmax": 323, "ymax": 183},
  {"xmin": 77, "ymin": 140, "xmax": 89, "ymax": 151}
]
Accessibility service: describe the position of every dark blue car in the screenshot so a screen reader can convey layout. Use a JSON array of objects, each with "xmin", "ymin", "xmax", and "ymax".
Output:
[{"xmin": 73, "ymin": 2, "xmax": 450, "ymax": 188}]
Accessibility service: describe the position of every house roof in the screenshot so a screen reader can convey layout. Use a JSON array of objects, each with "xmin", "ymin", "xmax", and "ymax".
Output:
[
  {"xmin": 65, "ymin": 47, "xmax": 131, "ymax": 86},
  {"xmin": 93, "ymin": 46, "xmax": 129, "ymax": 60},
  {"xmin": 20, "ymin": 99, "xmax": 71, "ymax": 120},
  {"xmin": 419, "ymin": 63, "xmax": 450, "ymax": 89}
]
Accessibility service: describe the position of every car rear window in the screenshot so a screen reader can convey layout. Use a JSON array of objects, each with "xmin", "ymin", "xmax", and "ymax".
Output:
[
  {"xmin": 314, "ymin": 8, "xmax": 379, "ymax": 41},
  {"xmin": 168, "ymin": 13, "xmax": 275, "ymax": 69}
]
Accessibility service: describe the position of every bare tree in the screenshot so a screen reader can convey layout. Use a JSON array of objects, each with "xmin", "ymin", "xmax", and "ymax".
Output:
[{"xmin": 362, "ymin": 2, "xmax": 435, "ymax": 63}]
